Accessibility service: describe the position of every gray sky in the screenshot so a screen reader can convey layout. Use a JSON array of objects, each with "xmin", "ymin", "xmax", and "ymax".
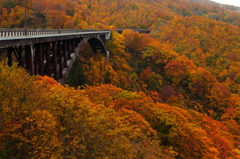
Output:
[{"xmin": 211, "ymin": 0, "xmax": 240, "ymax": 7}]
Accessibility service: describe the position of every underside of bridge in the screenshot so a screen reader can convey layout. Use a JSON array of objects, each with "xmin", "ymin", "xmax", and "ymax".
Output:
[{"xmin": 1, "ymin": 31, "xmax": 110, "ymax": 84}]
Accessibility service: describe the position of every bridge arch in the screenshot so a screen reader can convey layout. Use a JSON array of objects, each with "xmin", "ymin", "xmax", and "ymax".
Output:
[{"xmin": 79, "ymin": 36, "xmax": 108, "ymax": 56}]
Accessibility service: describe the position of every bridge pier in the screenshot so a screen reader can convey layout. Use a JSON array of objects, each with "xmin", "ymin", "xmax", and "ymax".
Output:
[
  {"xmin": 57, "ymin": 41, "xmax": 63, "ymax": 79},
  {"xmin": 52, "ymin": 41, "xmax": 58, "ymax": 80},
  {"xmin": 62, "ymin": 40, "xmax": 67, "ymax": 68},
  {"xmin": 17, "ymin": 46, "xmax": 23, "ymax": 67},
  {"xmin": 25, "ymin": 45, "xmax": 34, "ymax": 76},
  {"xmin": 106, "ymin": 50, "xmax": 110, "ymax": 61},
  {"xmin": 44, "ymin": 42, "xmax": 51, "ymax": 77},
  {"xmin": 67, "ymin": 40, "xmax": 71, "ymax": 59},
  {"xmin": 7, "ymin": 48, "xmax": 13, "ymax": 66},
  {"xmin": 7, "ymin": 46, "xmax": 23, "ymax": 68},
  {"xmin": 35, "ymin": 43, "xmax": 44, "ymax": 75}
]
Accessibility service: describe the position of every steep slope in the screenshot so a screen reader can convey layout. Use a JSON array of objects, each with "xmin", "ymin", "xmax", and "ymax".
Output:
[
  {"xmin": 0, "ymin": 63, "xmax": 239, "ymax": 158},
  {"xmin": 0, "ymin": 0, "xmax": 240, "ymax": 158}
]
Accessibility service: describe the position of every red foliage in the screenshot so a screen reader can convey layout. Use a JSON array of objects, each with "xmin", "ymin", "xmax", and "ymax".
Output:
[
  {"xmin": 160, "ymin": 85, "xmax": 177, "ymax": 102},
  {"xmin": 140, "ymin": 66, "xmax": 152, "ymax": 82}
]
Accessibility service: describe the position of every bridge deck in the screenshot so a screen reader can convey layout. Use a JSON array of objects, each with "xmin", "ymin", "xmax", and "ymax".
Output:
[
  {"xmin": 0, "ymin": 31, "xmax": 110, "ymax": 40},
  {"xmin": 0, "ymin": 29, "xmax": 110, "ymax": 49},
  {"xmin": 0, "ymin": 28, "xmax": 106, "ymax": 37}
]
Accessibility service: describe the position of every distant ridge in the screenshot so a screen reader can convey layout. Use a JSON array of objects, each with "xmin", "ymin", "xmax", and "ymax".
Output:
[{"xmin": 190, "ymin": 0, "xmax": 240, "ymax": 11}]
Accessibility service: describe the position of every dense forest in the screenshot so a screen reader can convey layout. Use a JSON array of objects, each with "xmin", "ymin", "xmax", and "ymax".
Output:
[
  {"xmin": 1, "ymin": 0, "xmax": 240, "ymax": 158},
  {"xmin": 0, "ymin": 0, "xmax": 240, "ymax": 29}
]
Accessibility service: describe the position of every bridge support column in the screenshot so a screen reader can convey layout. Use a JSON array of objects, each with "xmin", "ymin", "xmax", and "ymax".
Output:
[
  {"xmin": 34, "ymin": 45, "xmax": 38, "ymax": 75},
  {"xmin": 75, "ymin": 38, "xmax": 83, "ymax": 56},
  {"xmin": 7, "ymin": 47, "xmax": 24, "ymax": 67},
  {"xmin": 62, "ymin": 40, "xmax": 67, "ymax": 67},
  {"xmin": 7, "ymin": 48, "xmax": 13, "ymax": 66},
  {"xmin": 43, "ymin": 43, "xmax": 51, "ymax": 76},
  {"xmin": 17, "ymin": 46, "xmax": 23, "ymax": 67},
  {"xmin": 52, "ymin": 41, "xmax": 58, "ymax": 81},
  {"xmin": 35, "ymin": 43, "xmax": 44, "ymax": 75},
  {"xmin": 57, "ymin": 41, "xmax": 63, "ymax": 78},
  {"xmin": 71, "ymin": 39, "xmax": 75, "ymax": 53},
  {"xmin": 106, "ymin": 50, "xmax": 109, "ymax": 61},
  {"xmin": 67, "ymin": 40, "xmax": 71, "ymax": 59},
  {"xmin": 25, "ymin": 45, "xmax": 34, "ymax": 75}
]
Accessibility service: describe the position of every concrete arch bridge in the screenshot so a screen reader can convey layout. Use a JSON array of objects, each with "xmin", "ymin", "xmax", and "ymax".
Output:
[{"xmin": 0, "ymin": 28, "xmax": 110, "ymax": 84}]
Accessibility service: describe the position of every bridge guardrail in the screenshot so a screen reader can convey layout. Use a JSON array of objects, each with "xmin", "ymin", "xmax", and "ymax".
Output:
[{"xmin": 0, "ymin": 28, "xmax": 103, "ymax": 37}]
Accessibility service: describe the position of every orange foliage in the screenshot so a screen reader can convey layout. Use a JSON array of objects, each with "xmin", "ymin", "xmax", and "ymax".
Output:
[
  {"xmin": 35, "ymin": 75, "xmax": 61, "ymax": 87},
  {"xmin": 1, "ymin": 0, "xmax": 240, "ymax": 158}
]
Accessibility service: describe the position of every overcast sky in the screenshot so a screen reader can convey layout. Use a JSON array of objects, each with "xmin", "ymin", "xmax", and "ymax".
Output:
[{"xmin": 211, "ymin": 0, "xmax": 240, "ymax": 7}]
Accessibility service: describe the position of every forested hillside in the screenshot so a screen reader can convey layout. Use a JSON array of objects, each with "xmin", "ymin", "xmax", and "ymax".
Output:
[
  {"xmin": 0, "ymin": 0, "xmax": 240, "ymax": 29},
  {"xmin": 1, "ymin": 0, "xmax": 240, "ymax": 158}
]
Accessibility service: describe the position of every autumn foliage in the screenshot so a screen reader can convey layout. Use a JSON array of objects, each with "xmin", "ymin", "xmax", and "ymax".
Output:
[
  {"xmin": 1, "ymin": 0, "xmax": 240, "ymax": 158},
  {"xmin": 0, "ymin": 61, "xmax": 239, "ymax": 158},
  {"xmin": 0, "ymin": 0, "xmax": 240, "ymax": 29}
]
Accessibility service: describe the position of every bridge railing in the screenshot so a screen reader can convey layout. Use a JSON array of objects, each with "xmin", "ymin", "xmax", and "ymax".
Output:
[{"xmin": 0, "ymin": 28, "xmax": 100, "ymax": 37}]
